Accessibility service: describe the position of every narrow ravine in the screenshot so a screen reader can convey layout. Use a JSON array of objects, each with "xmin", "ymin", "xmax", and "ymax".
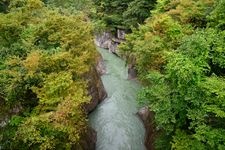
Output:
[{"xmin": 89, "ymin": 48, "xmax": 145, "ymax": 150}]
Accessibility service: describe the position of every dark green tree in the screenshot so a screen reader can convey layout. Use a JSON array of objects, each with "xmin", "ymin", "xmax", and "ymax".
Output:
[{"xmin": 92, "ymin": 0, "xmax": 156, "ymax": 30}]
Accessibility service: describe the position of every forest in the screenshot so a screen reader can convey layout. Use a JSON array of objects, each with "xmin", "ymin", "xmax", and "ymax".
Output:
[
  {"xmin": 0, "ymin": 0, "xmax": 96, "ymax": 149},
  {"xmin": 118, "ymin": 0, "xmax": 225, "ymax": 149},
  {"xmin": 1, "ymin": 0, "xmax": 225, "ymax": 149}
]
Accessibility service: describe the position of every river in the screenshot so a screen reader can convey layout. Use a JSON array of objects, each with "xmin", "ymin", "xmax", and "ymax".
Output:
[{"xmin": 89, "ymin": 48, "xmax": 145, "ymax": 150}]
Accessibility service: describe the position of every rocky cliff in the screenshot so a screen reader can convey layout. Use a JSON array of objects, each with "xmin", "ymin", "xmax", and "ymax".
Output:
[
  {"xmin": 81, "ymin": 54, "xmax": 107, "ymax": 150},
  {"xmin": 137, "ymin": 107, "xmax": 157, "ymax": 150},
  {"xmin": 95, "ymin": 29, "xmax": 138, "ymax": 80},
  {"xmin": 84, "ymin": 54, "xmax": 107, "ymax": 113},
  {"xmin": 95, "ymin": 29, "xmax": 126, "ymax": 54}
]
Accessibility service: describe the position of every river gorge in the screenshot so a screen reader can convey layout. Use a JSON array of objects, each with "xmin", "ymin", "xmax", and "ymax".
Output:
[{"xmin": 89, "ymin": 48, "xmax": 146, "ymax": 150}]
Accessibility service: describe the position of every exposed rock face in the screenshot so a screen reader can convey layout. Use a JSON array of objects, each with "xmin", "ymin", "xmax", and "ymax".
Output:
[
  {"xmin": 137, "ymin": 107, "xmax": 156, "ymax": 150},
  {"xmin": 84, "ymin": 66, "xmax": 107, "ymax": 113},
  {"xmin": 79, "ymin": 127, "xmax": 97, "ymax": 150},
  {"xmin": 108, "ymin": 40, "xmax": 118, "ymax": 54},
  {"xmin": 117, "ymin": 29, "xmax": 126, "ymax": 40},
  {"xmin": 95, "ymin": 32, "xmax": 112, "ymax": 49},
  {"xmin": 96, "ymin": 54, "xmax": 106, "ymax": 75},
  {"xmin": 95, "ymin": 29, "xmax": 126, "ymax": 55},
  {"xmin": 128, "ymin": 64, "xmax": 137, "ymax": 79},
  {"xmin": 0, "ymin": 104, "xmax": 22, "ymax": 128},
  {"xmin": 82, "ymin": 56, "xmax": 107, "ymax": 150},
  {"xmin": 84, "ymin": 55, "xmax": 107, "ymax": 113}
]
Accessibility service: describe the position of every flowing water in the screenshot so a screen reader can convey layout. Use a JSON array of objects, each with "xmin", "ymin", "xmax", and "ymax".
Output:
[{"xmin": 89, "ymin": 48, "xmax": 145, "ymax": 150}]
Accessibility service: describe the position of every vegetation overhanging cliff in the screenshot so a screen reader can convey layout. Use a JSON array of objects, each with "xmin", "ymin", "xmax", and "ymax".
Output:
[{"xmin": 0, "ymin": 0, "xmax": 106, "ymax": 149}]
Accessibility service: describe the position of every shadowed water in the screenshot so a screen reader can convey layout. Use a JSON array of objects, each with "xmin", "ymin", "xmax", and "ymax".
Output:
[{"xmin": 89, "ymin": 48, "xmax": 145, "ymax": 150}]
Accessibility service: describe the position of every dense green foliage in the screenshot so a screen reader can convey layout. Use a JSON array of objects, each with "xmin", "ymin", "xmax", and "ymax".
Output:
[
  {"xmin": 120, "ymin": 0, "xmax": 225, "ymax": 149},
  {"xmin": 46, "ymin": 0, "xmax": 93, "ymax": 14},
  {"xmin": 0, "ymin": 0, "xmax": 9, "ymax": 13},
  {"xmin": 92, "ymin": 0, "xmax": 156, "ymax": 30},
  {"xmin": 0, "ymin": 0, "xmax": 96, "ymax": 149},
  {"xmin": 2, "ymin": 0, "xmax": 225, "ymax": 149}
]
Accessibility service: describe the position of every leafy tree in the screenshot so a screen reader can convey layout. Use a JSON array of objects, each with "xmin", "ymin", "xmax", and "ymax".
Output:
[
  {"xmin": 208, "ymin": 0, "xmax": 225, "ymax": 30},
  {"xmin": 120, "ymin": 0, "xmax": 225, "ymax": 149},
  {"xmin": 0, "ymin": 0, "xmax": 9, "ymax": 13},
  {"xmin": 46, "ymin": 0, "xmax": 94, "ymax": 14},
  {"xmin": 123, "ymin": 0, "xmax": 156, "ymax": 28},
  {"xmin": 138, "ymin": 29, "xmax": 225, "ymax": 149},
  {"xmin": 0, "ymin": 0, "xmax": 96, "ymax": 149},
  {"xmin": 119, "ymin": 13, "xmax": 185, "ymax": 77},
  {"xmin": 92, "ymin": 0, "xmax": 156, "ymax": 30}
]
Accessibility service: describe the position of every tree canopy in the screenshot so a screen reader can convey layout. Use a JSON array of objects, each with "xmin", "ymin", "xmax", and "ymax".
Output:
[
  {"xmin": 92, "ymin": 0, "xmax": 156, "ymax": 30},
  {"xmin": 120, "ymin": 0, "xmax": 225, "ymax": 149},
  {"xmin": 1, "ymin": 0, "xmax": 225, "ymax": 149},
  {"xmin": 0, "ymin": 0, "xmax": 96, "ymax": 149}
]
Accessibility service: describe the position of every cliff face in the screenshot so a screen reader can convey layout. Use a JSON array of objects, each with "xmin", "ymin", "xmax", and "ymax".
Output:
[
  {"xmin": 137, "ymin": 107, "xmax": 156, "ymax": 150},
  {"xmin": 81, "ymin": 55, "xmax": 107, "ymax": 150},
  {"xmin": 94, "ymin": 29, "xmax": 126, "ymax": 55},
  {"xmin": 95, "ymin": 30, "xmax": 138, "ymax": 80},
  {"xmin": 84, "ymin": 55, "xmax": 107, "ymax": 113},
  {"xmin": 79, "ymin": 126, "xmax": 97, "ymax": 150},
  {"xmin": 95, "ymin": 32, "xmax": 113, "ymax": 49},
  {"xmin": 85, "ymin": 66, "xmax": 107, "ymax": 113}
]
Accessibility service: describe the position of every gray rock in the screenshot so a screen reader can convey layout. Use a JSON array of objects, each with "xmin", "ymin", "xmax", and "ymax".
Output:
[
  {"xmin": 79, "ymin": 127, "xmax": 97, "ymax": 150},
  {"xmin": 84, "ymin": 65, "xmax": 107, "ymax": 113},
  {"xmin": 0, "ymin": 104, "xmax": 22, "ymax": 128},
  {"xmin": 137, "ymin": 106, "xmax": 150, "ymax": 123},
  {"xmin": 128, "ymin": 65, "xmax": 137, "ymax": 79},
  {"xmin": 108, "ymin": 40, "xmax": 118, "ymax": 54},
  {"xmin": 137, "ymin": 107, "xmax": 156, "ymax": 150},
  {"xmin": 0, "ymin": 118, "xmax": 8, "ymax": 128},
  {"xmin": 82, "ymin": 60, "xmax": 107, "ymax": 149},
  {"xmin": 117, "ymin": 29, "xmax": 126, "ymax": 40},
  {"xmin": 95, "ymin": 31, "xmax": 125, "ymax": 55},
  {"xmin": 79, "ymin": 60, "xmax": 108, "ymax": 149},
  {"xmin": 96, "ymin": 55, "xmax": 106, "ymax": 75},
  {"xmin": 95, "ymin": 32, "xmax": 112, "ymax": 49}
]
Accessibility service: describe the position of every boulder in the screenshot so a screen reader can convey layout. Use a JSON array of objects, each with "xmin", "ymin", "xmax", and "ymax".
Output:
[
  {"xmin": 137, "ymin": 107, "xmax": 150, "ymax": 122},
  {"xmin": 95, "ymin": 30, "xmax": 126, "ymax": 55}
]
